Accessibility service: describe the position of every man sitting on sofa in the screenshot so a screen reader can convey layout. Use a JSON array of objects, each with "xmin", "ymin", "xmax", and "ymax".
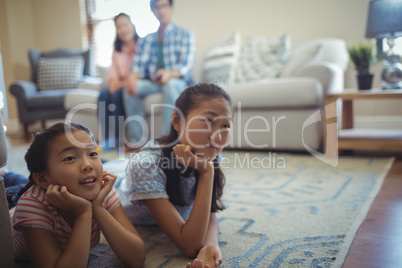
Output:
[{"xmin": 123, "ymin": 0, "xmax": 195, "ymax": 151}]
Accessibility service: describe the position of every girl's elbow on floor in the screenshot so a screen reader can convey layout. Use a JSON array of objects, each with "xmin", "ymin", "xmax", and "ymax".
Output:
[
  {"xmin": 181, "ymin": 245, "xmax": 202, "ymax": 259},
  {"xmin": 128, "ymin": 245, "xmax": 146, "ymax": 268},
  {"xmin": 128, "ymin": 254, "xmax": 146, "ymax": 268}
]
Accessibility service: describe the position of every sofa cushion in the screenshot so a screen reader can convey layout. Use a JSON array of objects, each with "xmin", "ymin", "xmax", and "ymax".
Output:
[
  {"xmin": 221, "ymin": 77, "xmax": 323, "ymax": 109},
  {"xmin": 37, "ymin": 56, "xmax": 84, "ymax": 91},
  {"xmin": 203, "ymin": 30, "xmax": 241, "ymax": 85},
  {"xmin": 280, "ymin": 41, "xmax": 322, "ymax": 77},
  {"xmin": 64, "ymin": 89, "xmax": 100, "ymax": 109},
  {"xmin": 25, "ymin": 89, "xmax": 68, "ymax": 109},
  {"xmin": 234, "ymin": 33, "xmax": 291, "ymax": 83},
  {"xmin": 143, "ymin": 93, "xmax": 163, "ymax": 115}
]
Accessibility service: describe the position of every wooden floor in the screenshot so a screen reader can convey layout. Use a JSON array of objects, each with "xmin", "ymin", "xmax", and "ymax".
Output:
[
  {"xmin": 6, "ymin": 134, "xmax": 402, "ymax": 267},
  {"xmin": 342, "ymin": 155, "xmax": 402, "ymax": 268}
]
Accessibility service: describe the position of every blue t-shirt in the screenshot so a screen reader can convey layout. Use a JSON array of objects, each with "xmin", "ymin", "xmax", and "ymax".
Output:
[{"xmin": 116, "ymin": 140, "xmax": 197, "ymax": 225}]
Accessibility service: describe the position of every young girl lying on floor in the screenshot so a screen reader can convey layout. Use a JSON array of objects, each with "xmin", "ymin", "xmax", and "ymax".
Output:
[
  {"xmin": 9, "ymin": 122, "xmax": 146, "ymax": 267},
  {"xmin": 117, "ymin": 83, "xmax": 233, "ymax": 268}
]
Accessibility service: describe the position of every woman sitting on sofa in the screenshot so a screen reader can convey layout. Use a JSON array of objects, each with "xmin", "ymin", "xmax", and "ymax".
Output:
[{"xmin": 98, "ymin": 12, "xmax": 139, "ymax": 151}]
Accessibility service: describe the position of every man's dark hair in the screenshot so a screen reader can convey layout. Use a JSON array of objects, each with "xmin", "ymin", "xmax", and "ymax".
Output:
[{"xmin": 150, "ymin": 0, "xmax": 173, "ymax": 10}]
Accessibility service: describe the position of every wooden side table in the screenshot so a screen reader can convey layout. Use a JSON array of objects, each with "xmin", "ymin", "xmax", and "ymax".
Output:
[{"xmin": 324, "ymin": 88, "xmax": 402, "ymax": 158}]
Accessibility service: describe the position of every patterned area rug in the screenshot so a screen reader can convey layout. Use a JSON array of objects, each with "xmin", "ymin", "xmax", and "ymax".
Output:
[
  {"xmin": 94, "ymin": 151, "xmax": 393, "ymax": 268},
  {"xmin": 7, "ymin": 147, "xmax": 394, "ymax": 268}
]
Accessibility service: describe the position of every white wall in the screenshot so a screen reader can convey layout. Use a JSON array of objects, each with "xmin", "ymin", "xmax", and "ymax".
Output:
[
  {"xmin": 1, "ymin": 0, "xmax": 85, "ymax": 126},
  {"xmin": 172, "ymin": 0, "xmax": 401, "ymax": 122},
  {"xmin": 173, "ymin": 0, "xmax": 368, "ymax": 83},
  {"xmin": 33, "ymin": 0, "xmax": 84, "ymax": 50}
]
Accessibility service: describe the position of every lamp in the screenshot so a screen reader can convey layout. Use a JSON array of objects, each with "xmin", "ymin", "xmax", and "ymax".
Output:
[{"xmin": 366, "ymin": 0, "xmax": 402, "ymax": 89}]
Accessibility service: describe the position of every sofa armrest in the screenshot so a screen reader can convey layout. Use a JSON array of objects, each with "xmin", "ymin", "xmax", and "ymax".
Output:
[
  {"xmin": 9, "ymin": 81, "xmax": 38, "ymax": 99},
  {"xmin": 77, "ymin": 76, "xmax": 104, "ymax": 91},
  {"xmin": 294, "ymin": 62, "xmax": 344, "ymax": 95}
]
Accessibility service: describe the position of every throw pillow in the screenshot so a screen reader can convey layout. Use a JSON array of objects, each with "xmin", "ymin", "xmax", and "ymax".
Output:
[
  {"xmin": 280, "ymin": 41, "xmax": 322, "ymax": 77},
  {"xmin": 203, "ymin": 30, "xmax": 241, "ymax": 85},
  {"xmin": 37, "ymin": 56, "xmax": 84, "ymax": 90},
  {"xmin": 234, "ymin": 33, "xmax": 291, "ymax": 83}
]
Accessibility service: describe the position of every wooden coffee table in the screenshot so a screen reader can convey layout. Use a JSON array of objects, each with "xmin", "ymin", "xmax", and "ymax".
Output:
[{"xmin": 324, "ymin": 88, "xmax": 402, "ymax": 158}]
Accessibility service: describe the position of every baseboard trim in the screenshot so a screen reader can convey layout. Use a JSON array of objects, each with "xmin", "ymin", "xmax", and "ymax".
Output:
[{"xmin": 354, "ymin": 116, "xmax": 402, "ymax": 130}]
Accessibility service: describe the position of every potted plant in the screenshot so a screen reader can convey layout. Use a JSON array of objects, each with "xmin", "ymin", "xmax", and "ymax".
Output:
[{"xmin": 348, "ymin": 43, "xmax": 374, "ymax": 90}]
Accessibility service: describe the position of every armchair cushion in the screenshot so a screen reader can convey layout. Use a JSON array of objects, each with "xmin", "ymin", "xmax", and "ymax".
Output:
[
  {"xmin": 37, "ymin": 56, "xmax": 84, "ymax": 90},
  {"xmin": 29, "ymin": 48, "xmax": 92, "ymax": 83}
]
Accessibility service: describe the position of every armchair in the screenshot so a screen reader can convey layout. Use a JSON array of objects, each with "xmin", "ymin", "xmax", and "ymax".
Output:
[{"xmin": 10, "ymin": 48, "xmax": 102, "ymax": 139}]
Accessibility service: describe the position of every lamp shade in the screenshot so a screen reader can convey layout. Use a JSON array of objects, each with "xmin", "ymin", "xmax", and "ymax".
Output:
[{"xmin": 366, "ymin": 0, "xmax": 402, "ymax": 38}]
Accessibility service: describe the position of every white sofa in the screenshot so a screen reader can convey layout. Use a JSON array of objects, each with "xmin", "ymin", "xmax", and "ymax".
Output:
[
  {"xmin": 224, "ymin": 38, "xmax": 349, "ymax": 151},
  {"xmin": 65, "ymin": 38, "xmax": 349, "ymax": 152}
]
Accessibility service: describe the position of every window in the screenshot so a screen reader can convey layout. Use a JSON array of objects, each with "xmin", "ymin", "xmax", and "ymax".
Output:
[{"xmin": 88, "ymin": 0, "xmax": 158, "ymax": 67}]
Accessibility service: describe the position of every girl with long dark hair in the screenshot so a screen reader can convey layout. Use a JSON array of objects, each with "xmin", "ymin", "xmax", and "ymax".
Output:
[
  {"xmin": 117, "ymin": 83, "xmax": 233, "ymax": 267},
  {"xmin": 98, "ymin": 13, "xmax": 139, "ymax": 151}
]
